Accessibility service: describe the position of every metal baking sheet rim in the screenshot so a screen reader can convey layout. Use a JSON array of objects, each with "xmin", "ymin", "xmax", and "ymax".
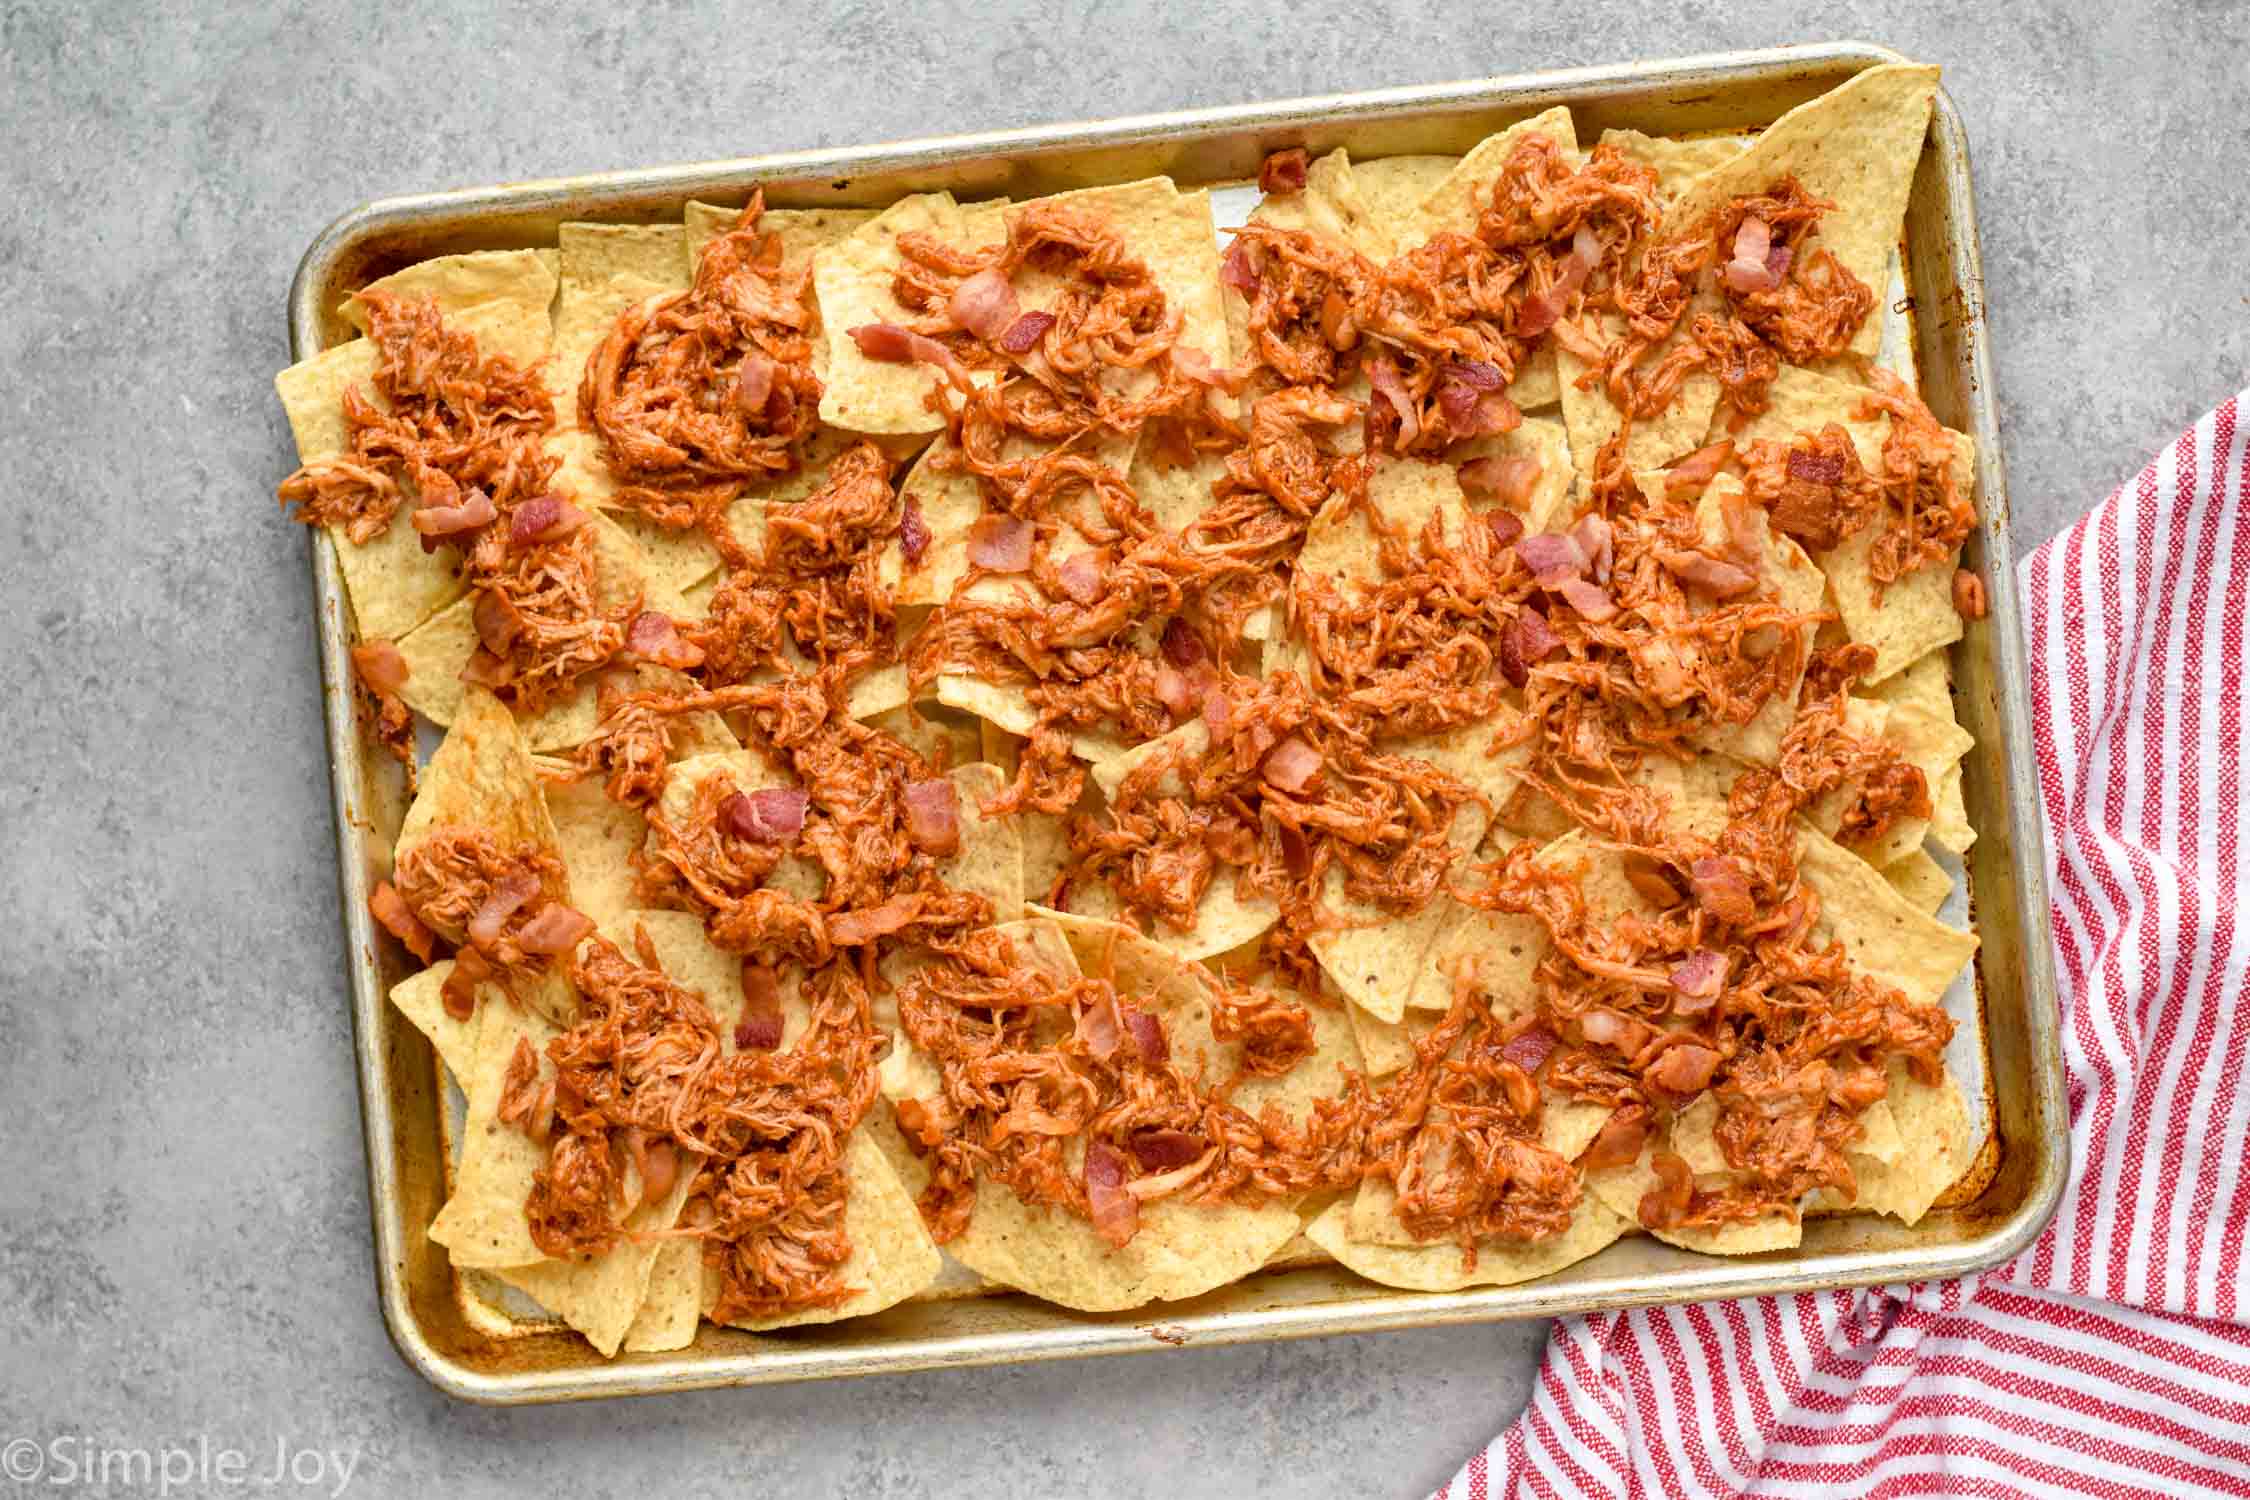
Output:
[{"xmin": 290, "ymin": 40, "xmax": 2068, "ymax": 1404}]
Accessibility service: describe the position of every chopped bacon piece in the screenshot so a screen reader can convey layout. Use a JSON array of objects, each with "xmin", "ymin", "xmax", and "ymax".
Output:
[
  {"xmin": 1689, "ymin": 856, "xmax": 1757, "ymax": 926},
  {"xmin": 733, "ymin": 354, "xmax": 776, "ymax": 415},
  {"xmin": 441, "ymin": 945, "xmax": 492, "ymax": 1020},
  {"xmin": 1200, "ymin": 685, "xmax": 1233, "ymax": 739},
  {"xmin": 508, "ymin": 495, "xmax": 587, "ymax": 550},
  {"xmin": 473, "ymin": 590, "xmax": 521, "ymax": 655},
  {"xmin": 1219, "ymin": 236, "xmax": 1258, "ymax": 294},
  {"xmin": 1657, "ymin": 548, "xmax": 1760, "ymax": 599},
  {"xmin": 1579, "ymin": 1006, "xmax": 1654, "ymax": 1055},
  {"xmin": 721, "ymin": 787, "xmax": 809, "ymax": 843},
  {"xmin": 1258, "ymin": 147, "xmax": 1310, "ymax": 195},
  {"xmin": 898, "ymin": 495, "xmax": 931, "ymax": 565},
  {"xmin": 903, "ymin": 778, "xmax": 962, "ymax": 857},
  {"xmin": 1669, "ymin": 949, "xmax": 1727, "ymax": 1007},
  {"xmin": 1461, "ymin": 456, "xmax": 1542, "ymax": 508},
  {"xmin": 1498, "ymin": 607, "xmax": 1561, "ymax": 688},
  {"xmin": 1500, "ymin": 1027, "xmax": 1556, "ymax": 1071},
  {"xmin": 967, "ymin": 513, "xmax": 1034, "ymax": 573},
  {"xmin": 997, "ymin": 310, "xmax": 1056, "ymax": 354},
  {"xmin": 1514, "ymin": 533, "xmax": 1585, "ymax": 585},
  {"xmin": 468, "ymin": 871, "xmax": 542, "ymax": 950},
  {"xmin": 1569, "ymin": 513, "xmax": 1615, "ymax": 585},
  {"xmin": 1074, "ymin": 994, "xmax": 1124, "ymax": 1059},
  {"xmin": 1084, "ymin": 1141, "xmax": 1140, "ymax": 1247},
  {"xmin": 368, "ymin": 880, "xmax": 436, "ymax": 963},
  {"xmin": 352, "ymin": 638, "xmax": 411, "ymax": 695},
  {"xmin": 1260, "ymin": 734, "xmax": 1322, "ymax": 793},
  {"xmin": 1484, "ymin": 507, "xmax": 1527, "ymax": 549},
  {"xmin": 1554, "ymin": 576, "xmax": 1618, "ymax": 622},
  {"xmin": 1153, "ymin": 665, "xmax": 1196, "ymax": 719},
  {"xmin": 410, "ymin": 484, "xmax": 496, "ymax": 541},
  {"xmin": 1159, "ymin": 615, "xmax": 1207, "ymax": 669},
  {"xmin": 1953, "ymin": 568, "xmax": 1988, "ymax": 620},
  {"xmin": 516, "ymin": 903, "xmax": 594, "ymax": 956},
  {"xmin": 1056, "ymin": 549, "xmax": 1105, "ymax": 606},
  {"xmin": 1367, "ymin": 355, "xmax": 1419, "ymax": 447},
  {"xmin": 735, "ymin": 961, "xmax": 785, "ymax": 1050},
  {"xmin": 949, "ymin": 268, "xmax": 1021, "ymax": 340},
  {"xmin": 1639, "ymin": 1150, "xmax": 1695, "ymax": 1226},
  {"xmin": 1647, "ymin": 1043, "xmax": 1722, "ymax": 1095},
  {"xmin": 848, "ymin": 322, "xmax": 964, "ymax": 376},
  {"xmin": 1121, "ymin": 1006, "xmax": 1167, "ymax": 1064},
  {"xmin": 1580, "ymin": 1105, "xmax": 1649, "ymax": 1171},
  {"xmin": 624, "ymin": 611, "xmax": 705, "ymax": 670},
  {"xmin": 1130, "ymin": 1129, "xmax": 1207, "ymax": 1171}
]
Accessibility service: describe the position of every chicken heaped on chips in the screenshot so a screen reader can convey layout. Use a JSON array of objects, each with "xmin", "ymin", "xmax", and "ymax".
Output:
[{"xmin": 274, "ymin": 61, "xmax": 1991, "ymax": 1354}]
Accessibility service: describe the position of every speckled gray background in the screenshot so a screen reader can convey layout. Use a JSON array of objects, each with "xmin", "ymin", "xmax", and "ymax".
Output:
[{"xmin": 3, "ymin": 2, "xmax": 2244, "ymax": 1496}]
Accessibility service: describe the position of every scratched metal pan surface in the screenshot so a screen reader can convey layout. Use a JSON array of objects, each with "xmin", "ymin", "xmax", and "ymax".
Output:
[{"xmin": 289, "ymin": 39, "xmax": 2065, "ymax": 1403}]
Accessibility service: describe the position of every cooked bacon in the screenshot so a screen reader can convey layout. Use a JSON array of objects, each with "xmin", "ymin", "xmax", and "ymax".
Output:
[
  {"xmin": 850, "ymin": 321, "xmax": 966, "ymax": 377},
  {"xmin": 898, "ymin": 495, "xmax": 931, "ymax": 564},
  {"xmin": 468, "ymin": 870, "xmax": 543, "ymax": 950},
  {"xmin": 625, "ymin": 611, "xmax": 706, "ymax": 670},
  {"xmin": 720, "ymin": 787, "xmax": 809, "ymax": 844},
  {"xmin": 949, "ymin": 268, "xmax": 1021, "ymax": 340},
  {"xmin": 1647, "ymin": 1043, "xmax": 1722, "ymax": 1095},
  {"xmin": 1461, "ymin": 455, "xmax": 1542, "ymax": 507},
  {"xmin": 827, "ymin": 893, "xmax": 925, "ymax": 947},
  {"xmin": 516, "ymin": 903, "xmax": 594, "ymax": 956},
  {"xmin": 1498, "ymin": 607, "xmax": 1561, "ymax": 688},
  {"xmin": 368, "ymin": 880, "xmax": 436, "ymax": 963},
  {"xmin": 1366, "ymin": 355, "xmax": 1420, "ymax": 448},
  {"xmin": 508, "ymin": 495, "xmax": 588, "ymax": 550},
  {"xmin": 1953, "ymin": 568, "xmax": 1987, "ymax": 620},
  {"xmin": 1669, "ymin": 949, "xmax": 1727, "ymax": 1009},
  {"xmin": 1688, "ymin": 856, "xmax": 1756, "ymax": 926},
  {"xmin": 1500, "ymin": 1027, "xmax": 1556, "ymax": 1071},
  {"xmin": 1056, "ymin": 549, "xmax": 1106, "ymax": 606},
  {"xmin": 351, "ymin": 639, "xmax": 415, "ymax": 771},
  {"xmin": 1484, "ymin": 506, "xmax": 1527, "ymax": 549},
  {"xmin": 1657, "ymin": 547, "xmax": 1759, "ymax": 599},
  {"xmin": 1259, "ymin": 147, "xmax": 1310, "ymax": 195},
  {"xmin": 1665, "ymin": 440, "xmax": 1736, "ymax": 500},
  {"xmin": 1084, "ymin": 1141, "xmax": 1140, "ymax": 1247},
  {"xmin": 998, "ymin": 310, "xmax": 1056, "ymax": 354},
  {"xmin": 1260, "ymin": 734, "xmax": 1322, "ymax": 792},
  {"xmin": 352, "ymin": 639, "xmax": 410, "ymax": 695},
  {"xmin": 1515, "ymin": 532, "xmax": 1584, "ymax": 585},
  {"xmin": 1219, "ymin": 236, "xmax": 1258, "ymax": 294},
  {"xmin": 411, "ymin": 484, "xmax": 497, "ymax": 540},
  {"xmin": 1130, "ymin": 1129, "xmax": 1208, "ymax": 1171},
  {"xmin": 967, "ymin": 513, "xmax": 1034, "ymax": 572},
  {"xmin": 735, "ymin": 961, "xmax": 785, "ymax": 1050},
  {"xmin": 1553, "ymin": 576, "xmax": 1618, "ymax": 622},
  {"xmin": 902, "ymin": 778, "xmax": 962, "ymax": 856}
]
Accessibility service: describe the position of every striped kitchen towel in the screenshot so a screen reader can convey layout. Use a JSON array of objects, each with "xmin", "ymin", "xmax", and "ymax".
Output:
[{"xmin": 1442, "ymin": 393, "xmax": 2250, "ymax": 1499}]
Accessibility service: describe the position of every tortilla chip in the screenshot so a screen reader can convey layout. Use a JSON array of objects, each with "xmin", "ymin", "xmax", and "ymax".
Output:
[
  {"xmin": 386, "ymin": 963, "xmax": 482, "ymax": 1083},
  {"xmin": 1310, "ymin": 1190, "xmax": 1627, "ymax": 1292},
  {"xmin": 683, "ymin": 200, "xmax": 879, "ymax": 277},
  {"xmin": 1588, "ymin": 1146, "xmax": 1803, "ymax": 1254},
  {"xmin": 1248, "ymin": 148, "xmax": 1395, "ymax": 260},
  {"xmin": 813, "ymin": 193, "xmax": 989, "ymax": 433},
  {"xmin": 934, "ymin": 669, "xmax": 1128, "ymax": 767},
  {"xmin": 392, "ymin": 516, "xmax": 733, "ymax": 754},
  {"xmin": 1352, "ymin": 154, "xmax": 1460, "ymax": 244},
  {"xmin": 493, "ymin": 1154, "xmax": 693, "ymax": 1358},
  {"xmin": 1600, "ymin": 129, "xmax": 1745, "ymax": 210},
  {"xmin": 428, "ymin": 1002, "xmax": 565, "ymax": 1269},
  {"xmin": 398, "ymin": 685, "xmax": 561, "ymax": 860},
  {"xmin": 621, "ymin": 1239, "xmax": 705, "ymax": 1353},
  {"xmin": 1889, "ymin": 702, "xmax": 1977, "ymax": 854},
  {"xmin": 1798, "ymin": 699, "xmax": 1930, "ymax": 868},
  {"xmin": 1130, "ymin": 447, "xmax": 1231, "ymax": 537},
  {"xmin": 344, "ymin": 249, "xmax": 559, "ymax": 369},
  {"xmin": 707, "ymin": 1132, "xmax": 940, "ymax": 1330},
  {"xmin": 274, "ymin": 340, "xmax": 470, "ymax": 642},
  {"xmin": 1659, "ymin": 65, "xmax": 1939, "ymax": 363},
  {"xmin": 878, "ymin": 913, "xmax": 1301, "ymax": 1310},
  {"xmin": 1797, "ymin": 822, "xmax": 1978, "ymax": 1009},
  {"xmin": 1345, "ymin": 995, "xmax": 1419, "ymax": 1077},
  {"xmin": 540, "ymin": 768, "xmax": 649, "ymax": 932},
  {"xmin": 1725, "ymin": 365, "xmax": 1975, "ymax": 682},
  {"xmin": 1404, "ymin": 896, "xmax": 1547, "ymax": 1015},
  {"xmin": 1545, "ymin": 1097, "xmax": 1616, "ymax": 1161},
  {"xmin": 1883, "ymin": 847, "xmax": 1953, "ymax": 917},
  {"xmin": 1846, "ymin": 1061, "xmax": 1975, "ymax": 1224},
  {"xmin": 937, "ymin": 761, "xmax": 1026, "ymax": 922},
  {"xmin": 1868, "ymin": 649, "xmax": 1952, "ymax": 721},
  {"xmin": 1558, "ymin": 312, "xmax": 1722, "ymax": 497}
]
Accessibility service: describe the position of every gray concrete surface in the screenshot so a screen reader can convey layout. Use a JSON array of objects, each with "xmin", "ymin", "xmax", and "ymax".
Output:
[{"xmin": 3, "ymin": 2, "xmax": 2243, "ymax": 1496}]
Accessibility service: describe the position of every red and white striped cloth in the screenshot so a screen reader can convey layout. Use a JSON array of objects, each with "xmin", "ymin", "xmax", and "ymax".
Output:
[{"xmin": 1440, "ymin": 393, "xmax": 2250, "ymax": 1499}]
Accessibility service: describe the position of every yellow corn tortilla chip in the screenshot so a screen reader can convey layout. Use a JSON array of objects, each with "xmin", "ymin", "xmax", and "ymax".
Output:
[
  {"xmin": 1310, "ymin": 1189, "xmax": 1627, "ymax": 1292},
  {"xmin": 1659, "ymin": 64, "xmax": 1939, "ymax": 363},
  {"xmin": 494, "ymin": 1152, "xmax": 695, "ymax": 1358},
  {"xmin": 683, "ymin": 200, "xmax": 880, "ymax": 277},
  {"xmin": 877, "ymin": 913, "xmax": 1303, "ymax": 1310},
  {"xmin": 1345, "ymin": 993, "xmax": 1420, "ymax": 1077},
  {"xmin": 1600, "ymin": 129, "xmax": 1745, "ymax": 210},
  {"xmin": 386, "ymin": 963, "xmax": 485, "ymax": 1084},
  {"xmin": 392, "ymin": 516, "xmax": 732, "ymax": 754},
  {"xmin": 1344, "ymin": 1086, "xmax": 1613, "ymax": 1250},
  {"xmin": 1800, "ymin": 699, "xmax": 1930, "ymax": 868},
  {"xmin": 1889, "ymin": 702, "xmax": 1977, "ymax": 854},
  {"xmin": 538, "ymin": 765, "xmax": 649, "ymax": 932},
  {"xmin": 274, "ymin": 339, "xmax": 471, "ymax": 642},
  {"xmin": 1247, "ymin": 147, "xmax": 1395, "ymax": 261},
  {"xmin": 1845, "ymin": 1060, "xmax": 1975, "ymax": 1224},
  {"xmin": 1352, "ymin": 154, "xmax": 1460, "ymax": 244},
  {"xmin": 1129, "ymin": 446, "xmax": 1232, "ymax": 538},
  {"xmin": 621, "ymin": 1238, "xmax": 704, "ymax": 1353},
  {"xmin": 1403, "ymin": 896, "xmax": 1547, "ymax": 1015},
  {"xmin": 344, "ymin": 249, "xmax": 559, "ymax": 369},
  {"xmin": 1726, "ymin": 365, "xmax": 1976, "ymax": 683},
  {"xmin": 1588, "ymin": 1146, "xmax": 1803, "ymax": 1255},
  {"xmin": 1557, "ymin": 307, "xmax": 1722, "ymax": 493},
  {"xmin": 1797, "ymin": 822, "xmax": 1978, "ymax": 1009},
  {"xmin": 1406, "ymin": 108, "xmax": 1576, "ymax": 410},
  {"xmin": 812, "ymin": 193, "xmax": 988, "ymax": 434},
  {"xmin": 398, "ymin": 685, "xmax": 563, "ymax": 862},
  {"xmin": 1868, "ymin": 648, "xmax": 1952, "ymax": 721},
  {"xmin": 1929, "ymin": 762, "xmax": 1974, "ymax": 855},
  {"xmin": 1883, "ymin": 847, "xmax": 1953, "ymax": 917},
  {"xmin": 428, "ymin": 1002, "xmax": 565, "ymax": 1269}
]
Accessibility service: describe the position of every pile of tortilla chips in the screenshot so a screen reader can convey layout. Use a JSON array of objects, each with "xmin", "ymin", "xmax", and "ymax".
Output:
[{"xmin": 275, "ymin": 60, "xmax": 1989, "ymax": 1356}]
